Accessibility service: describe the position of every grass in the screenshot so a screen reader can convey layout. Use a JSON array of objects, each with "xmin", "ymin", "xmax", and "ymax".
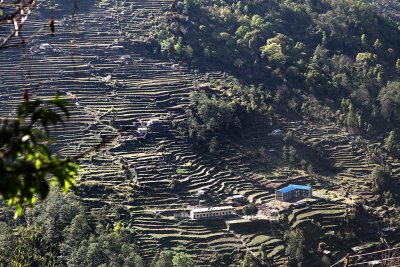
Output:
[
  {"xmin": 247, "ymin": 235, "xmax": 272, "ymax": 246},
  {"xmin": 267, "ymin": 245, "xmax": 285, "ymax": 258},
  {"xmin": 176, "ymin": 168, "xmax": 188, "ymax": 174}
]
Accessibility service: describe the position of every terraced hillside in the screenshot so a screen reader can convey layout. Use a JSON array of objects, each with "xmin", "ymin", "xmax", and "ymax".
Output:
[
  {"xmin": 376, "ymin": 0, "xmax": 400, "ymax": 21},
  {"xmin": 2, "ymin": 0, "xmax": 400, "ymax": 266},
  {"xmin": 0, "ymin": 0, "xmax": 280, "ymax": 264},
  {"xmin": 283, "ymin": 121, "xmax": 400, "ymax": 198}
]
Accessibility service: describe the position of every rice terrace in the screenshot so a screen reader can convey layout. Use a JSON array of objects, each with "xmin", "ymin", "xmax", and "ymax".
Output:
[{"xmin": 0, "ymin": 0, "xmax": 400, "ymax": 266}]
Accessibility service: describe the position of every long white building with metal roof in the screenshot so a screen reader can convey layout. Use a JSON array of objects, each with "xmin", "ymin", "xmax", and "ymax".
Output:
[{"xmin": 190, "ymin": 206, "xmax": 235, "ymax": 219}]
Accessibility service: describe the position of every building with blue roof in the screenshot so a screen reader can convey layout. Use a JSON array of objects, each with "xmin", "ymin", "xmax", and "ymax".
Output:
[{"xmin": 275, "ymin": 184, "xmax": 312, "ymax": 202}]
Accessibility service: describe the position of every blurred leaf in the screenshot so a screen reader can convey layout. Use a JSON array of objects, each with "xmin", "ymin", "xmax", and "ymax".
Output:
[{"xmin": 0, "ymin": 93, "xmax": 78, "ymax": 216}]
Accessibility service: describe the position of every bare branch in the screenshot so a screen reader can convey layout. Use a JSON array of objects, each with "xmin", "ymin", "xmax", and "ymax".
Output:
[{"xmin": 0, "ymin": 0, "xmax": 36, "ymax": 48}]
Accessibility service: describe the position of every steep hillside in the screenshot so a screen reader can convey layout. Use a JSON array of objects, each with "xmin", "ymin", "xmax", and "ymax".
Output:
[
  {"xmin": 376, "ymin": 0, "xmax": 400, "ymax": 21},
  {"xmin": 1, "ymin": 0, "xmax": 400, "ymax": 266}
]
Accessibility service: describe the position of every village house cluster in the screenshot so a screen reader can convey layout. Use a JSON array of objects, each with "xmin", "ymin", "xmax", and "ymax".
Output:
[{"xmin": 188, "ymin": 184, "xmax": 313, "ymax": 220}]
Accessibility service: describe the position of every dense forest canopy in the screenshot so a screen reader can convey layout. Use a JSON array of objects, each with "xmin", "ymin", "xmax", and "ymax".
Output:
[
  {"xmin": 0, "ymin": 189, "xmax": 197, "ymax": 267},
  {"xmin": 151, "ymin": 0, "xmax": 400, "ymax": 150}
]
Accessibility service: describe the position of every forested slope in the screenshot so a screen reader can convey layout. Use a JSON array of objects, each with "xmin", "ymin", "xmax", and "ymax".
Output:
[{"xmin": 151, "ymin": 0, "xmax": 400, "ymax": 144}]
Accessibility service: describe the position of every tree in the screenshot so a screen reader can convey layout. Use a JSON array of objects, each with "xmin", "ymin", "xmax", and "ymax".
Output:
[
  {"xmin": 282, "ymin": 146, "xmax": 289, "ymax": 161},
  {"xmin": 259, "ymin": 243, "xmax": 269, "ymax": 260},
  {"xmin": 355, "ymin": 52, "xmax": 376, "ymax": 66},
  {"xmin": 288, "ymin": 146, "xmax": 297, "ymax": 163},
  {"xmin": 61, "ymin": 208, "xmax": 91, "ymax": 256},
  {"xmin": 384, "ymin": 131, "xmax": 398, "ymax": 153},
  {"xmin": 321, "ymin": 255, "xmax": 331, "ymax": 266},
  {"xmin": 208, "ymin": 136, "xmax": 220, "ymax": 153},
  {"xmin": 151, "ymin": 250, "xmax": 174, "ymax": 267},
  {"xmin": 11, "ymin": 225, "xmax": 59, "ymax": 266},
  {"xmin": 168, "ymin": 178, "xmax": 182, "ymax": 192},
  {"xmin": 396, "ymin": 58, "xmax": 400, "ymax": 73},
  {"xmin": 285, "ymin": 229, "xmax": 306, "ymax": 266},
  {"xmin": 379, "ymin": 81, "xmax": 400, "ymax": 122},
  {"xmin": 384, "ymin": 191, "xmax": 395, "ymax": 205},
  {"xmin": 346, "ymin": 103, "xmax": 358, "ymax": 132},
  {"xmin": 172, "ymin": 252, "xmax": 194, "ymax": 267},
  {"xmin": 373, "ymin": 38, "xmax": 383, "ymax": 53},
  {"xmin": 0, "ymin": 187, "xmax": 145, "ymax": 266},
  {"xmin": 0, "ymin": 92, "xmax": 78, "ymax": 216},
  {"xmin": 261, "ymin": 42, "xmax": 285, "ymax": 66},
  {"xmin": 209, "ymin": 253, "xmax": 224, "ymax": 267},
  {"xmin": 66, "ymin": 222, "xmax": 144, "ymax": 267},
  {"xmin": 371, "ymin": 166, "xmax": 391, "ymax": 193},
  {"xmin": 160, "ymin": 37, "xmax": 176, "ymax": 56},
  {"xmin": 361, "ymin": 33, "xmax": 368, "ymax": 48},
  {"xmin": 241, "ymin": 253, "xmax": 259, "ymax": 267},
  {"xmin": 25, "ymin": 189, "xmax": 82, "ymax": 247},
  {"xmin": 243, "ymin": 203, "xmax": 258, "ymax": 219},
  {"xmin": 185, "ymin": 90, "xmax": 242, "ymax": 147}
]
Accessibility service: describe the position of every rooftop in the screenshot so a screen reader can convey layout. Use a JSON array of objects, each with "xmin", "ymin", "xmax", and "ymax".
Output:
[
  {"xmin": 40, "ymin": 43, "xmax": 52, "ymax": 50},
  {"xmin": 191, "ymin": 206, "xmax": 234, "ymax": 213},
  {"xmin": 277, "ymin": 184, "xmax": 311, "ymax": 193}
]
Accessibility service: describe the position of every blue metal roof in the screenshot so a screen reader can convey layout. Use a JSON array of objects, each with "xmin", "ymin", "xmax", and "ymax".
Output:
[{"xmin": 277, "ymin": 184, "xmax": 311, "ymax": 193}]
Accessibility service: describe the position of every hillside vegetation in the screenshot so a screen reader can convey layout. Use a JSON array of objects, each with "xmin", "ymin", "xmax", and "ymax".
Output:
[
  {"xmin": 1, "ymin": 0, "xmax": 400, "ymax": 266},
  {"xmin": 147, "ymin": 0, "xmax": 400, "ymax": 265},
  {"xmin": 151, "ymin": 0, "xmax": 400, "ymax": 148}
]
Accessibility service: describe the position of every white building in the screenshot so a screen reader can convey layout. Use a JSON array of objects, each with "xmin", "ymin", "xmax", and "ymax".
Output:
[
  {"xmin": 39, "ymin": 43, "xmax": 52, "ymax": 50},
  {"xmin": 103, "ymin": 75, "xmax": 112, "ymax": 82},
  {"xmin": 190, "ymin": 206, "xmax": 235, "ymax": 219},
  {"xmin": 268, "ymin": 129, "xmax": 283, "ymax": 136},
  {"xmin": 232, "ymin": 195, "xmax": 244, "ymax": 201},
  {"xmin": 109, "ymin": 45, "xmax": 124, "ymax": 50},
  {"xmin": 137, "ymin": 127, "xmax": 148, "ymax": 135},
  {"xmin": 146, "ymin": 118, "xmax": 161, "ymax": 127},
  {"xmin": 196, "ymin": 189, "xmax": 206, "ymax": 197}
]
